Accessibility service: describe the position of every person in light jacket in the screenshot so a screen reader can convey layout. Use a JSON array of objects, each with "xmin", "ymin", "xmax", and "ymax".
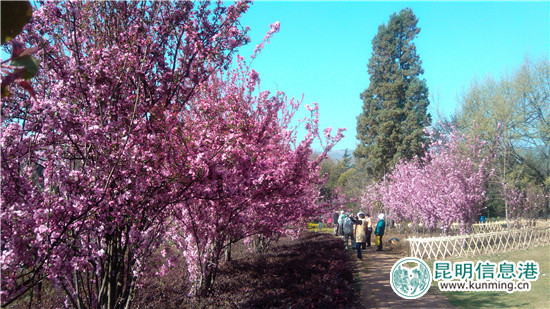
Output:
[
  {"xmin": 351, "ymin": 212, "xmax": 368, "ymax": 259},
  {"xmin": 338, "ymin": 211, "xmax": 346, "ymax": 236},
  {"xmin": 375, "ymin": 213, "xmax": 386, "ymax": 251}
]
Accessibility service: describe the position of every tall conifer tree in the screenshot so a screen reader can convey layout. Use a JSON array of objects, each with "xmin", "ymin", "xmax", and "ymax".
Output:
[{"xmin": 355, "ymin": 8, "xmax": 431, "ymax": 180}]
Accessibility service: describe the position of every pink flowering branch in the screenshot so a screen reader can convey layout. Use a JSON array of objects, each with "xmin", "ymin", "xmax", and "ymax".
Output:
[
  {"xmin": 167, "ymin": 24, "xmax": 343, "ymax": 296},
  {"xmin": 1, "ymin": 1, "xmax": 250, "ymax": 306},
  {"xmin": 362, "ymin": 126, "xmax": 500, "ymax": 234}
]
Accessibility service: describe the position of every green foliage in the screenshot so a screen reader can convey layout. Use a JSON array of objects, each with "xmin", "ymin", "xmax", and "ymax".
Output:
[
  {"xmin": 355, "ymin": 8, "xmax": 431, "ymax": 180},
  {"xmin": 1, "ymin": 1, "xmax": 32, "ymax": 45},
  {"xmin": 457, "ymin": 57, "xmax": 549, "ymax": 218},
  {"xmin": 319, "ymin": 150, "xmax": 367, "ymax": 213},
  {"xmin": 319, "ymin": 157, "xmax": 339, "ymax": 198},
  {"xmin": 9, "ymin": 55, "xmax": 39, "ymax": 79},
  {"xmin": 1, "ymin": 0, "xmax": 40, "ymax": 98},
  {"xmin": 320, "ymin": 150, "xmax": 353, "ymax": 196}
]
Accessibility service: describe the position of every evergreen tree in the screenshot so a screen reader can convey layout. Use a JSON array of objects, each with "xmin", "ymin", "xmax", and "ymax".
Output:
[
  {"xmin": 355, "ymin": 8, "xmax": 431, "ymax": 180},
  {"xmin": 340, "ymin": 148, "xmax": 354, "ymax": 170}
]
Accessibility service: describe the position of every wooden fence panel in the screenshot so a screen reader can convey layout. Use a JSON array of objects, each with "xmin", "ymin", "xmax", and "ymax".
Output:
[{"xmin": 407, "ymin": 226, "xmax": 550, "ymax": 260}]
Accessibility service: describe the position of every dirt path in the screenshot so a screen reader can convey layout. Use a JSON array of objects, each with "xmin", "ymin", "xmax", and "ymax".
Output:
[{"xmin": 353, "ymin": 246, "xmax": 455, "ymax": 308}]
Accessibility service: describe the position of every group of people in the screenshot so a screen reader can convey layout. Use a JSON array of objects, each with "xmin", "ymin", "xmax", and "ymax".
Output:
[{"xmin": 332, "ymin": 211, "xmax": 386, "ymax": 259}]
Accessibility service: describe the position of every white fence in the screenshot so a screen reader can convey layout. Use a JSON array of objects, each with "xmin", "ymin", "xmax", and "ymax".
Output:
[
  {"xmin": 471, "ymin": 219, "xmax": 549, "ymax": 233},
  {"xmin": 396, "ymin": 219, "xmax": 549, "ymax": 236},
  {"xmin": 445, "ymin": 219, "xmax": 549, "ymax": 234},
  {"xmin": 407, "ymin": 223, "xmax": 550, "ymax": 260}
]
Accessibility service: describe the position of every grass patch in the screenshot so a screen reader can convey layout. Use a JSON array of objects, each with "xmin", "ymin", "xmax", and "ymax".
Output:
[
  {"xmin": 428, "ymin": 245, "xmax": 550, "ymax": 308},
  {"xmin": 307, "ymin": 222, "xmax": 335, "ymax": 234}
]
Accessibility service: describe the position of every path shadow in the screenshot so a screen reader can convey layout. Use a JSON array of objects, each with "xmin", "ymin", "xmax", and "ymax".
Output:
[{"xmin": 354, "ymin": 247, "xmax": 455, "ymax": 309}]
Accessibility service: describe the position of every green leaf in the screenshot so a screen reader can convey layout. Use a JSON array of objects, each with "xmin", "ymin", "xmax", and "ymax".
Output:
[
  {"xmin": 1, "ymin": 0, "xmax": 33, "ymax": 45},
  {"xmin": 1, "ymin": 85, "xmax": 11, "ymax": 98},
  {"xmin": 10, "ymin": 55, "xmax": 40, "ymax": 80}
]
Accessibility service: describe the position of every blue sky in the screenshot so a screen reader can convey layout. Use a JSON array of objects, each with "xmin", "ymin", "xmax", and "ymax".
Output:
[{"xmin": 238, "ymin": 1, "xmax": 549, "ymax": 151}]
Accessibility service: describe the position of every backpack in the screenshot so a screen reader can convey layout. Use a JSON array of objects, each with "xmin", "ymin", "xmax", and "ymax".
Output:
[{"xmin": 343, "ymin": 217, "xmax": 354, "ymax": 236}]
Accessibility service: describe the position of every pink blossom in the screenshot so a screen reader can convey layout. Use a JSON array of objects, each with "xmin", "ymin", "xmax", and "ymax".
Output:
[
  {"xmin": 1, "ymin": 1, "xmax": 344, "ymax": 303},
  {"xmin": 362, "ymin": 127, "xmax": 500, "ymax": 234},
  {"xmin": 1, "ymin": 0, "xmax": 252, "ymax": 306}
]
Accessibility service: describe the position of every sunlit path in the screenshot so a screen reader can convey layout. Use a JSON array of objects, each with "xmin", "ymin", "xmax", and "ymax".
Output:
[{"xmin": 354, "ymin": 247, "xmax": 454, "ymax": 308}]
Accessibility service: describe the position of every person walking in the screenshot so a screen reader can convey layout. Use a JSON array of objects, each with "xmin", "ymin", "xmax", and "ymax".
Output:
[
  {"xmin": 375, "ymin": 213, "xmax": 386, "ymax": 251},
  {"xmin": 342, "ymin": 214, "xmax": 355, "ymax": 250},
  {"xmin": 351, "ymin": 212, "xmax": 368, "ymax": 259},
  {"xmin": 333, "ymin": 211, "xmax": 340, "ymax": 236},
  {"xmin": 338, "ymin": 211, "xmax": 346, "ymax": 237},
  {"xmin": 365, "ymin": 213, "xmax": 373, "ymax": 247}
]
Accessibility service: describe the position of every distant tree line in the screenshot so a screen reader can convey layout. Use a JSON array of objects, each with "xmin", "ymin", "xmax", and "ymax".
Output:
[{"xmin": 320, "ymin": 8, "xmax": 548, "ymax": 223}]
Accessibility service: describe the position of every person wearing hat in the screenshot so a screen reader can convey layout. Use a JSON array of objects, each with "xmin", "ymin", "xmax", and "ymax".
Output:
[
  {"xmin": 350, "ymin": 212, "xmax": 368, "ymax": 259},
  {"xmin": 375, "ymin": 213, "xmax": 386, "ymax": 251}
]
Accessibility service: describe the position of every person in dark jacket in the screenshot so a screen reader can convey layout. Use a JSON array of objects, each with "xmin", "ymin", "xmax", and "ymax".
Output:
[
  {"xmin": 365, "ymin": 213, "xmax": 373, "ymax": 247},
  {"xmin": 375, "ymin": 213, "xmax": 386, "ymax": 251},
  {"xmin": 333, "ymin": 212, "xmax": 340, "ymax": 235},
  {"xmin": 341, "ymin": 213, "xmax": 355, "ymax": 250}
]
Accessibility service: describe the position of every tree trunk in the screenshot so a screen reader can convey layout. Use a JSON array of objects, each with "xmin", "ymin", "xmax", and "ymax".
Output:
[{"xmin": 225, "ymin": 240, "xmax": 232, "ymax": 262}]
